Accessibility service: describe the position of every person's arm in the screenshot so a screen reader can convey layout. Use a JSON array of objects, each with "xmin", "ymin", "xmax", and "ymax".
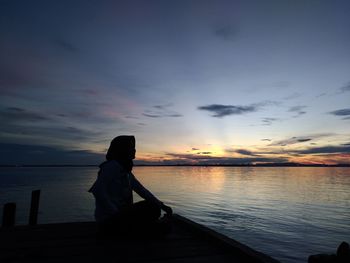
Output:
[{"xmin": 130, "ymin": 173, "xmax": 173, "ymax": 215}]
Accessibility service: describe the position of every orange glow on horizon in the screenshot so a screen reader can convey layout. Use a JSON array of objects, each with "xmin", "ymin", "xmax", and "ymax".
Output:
[{"xmin": 87, "ymin": 141, "xmax": 349, "ymax": 165}]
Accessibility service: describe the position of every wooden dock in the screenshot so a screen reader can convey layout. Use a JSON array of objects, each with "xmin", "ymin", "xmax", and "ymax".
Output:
[{"xmin": 0, "ymin": 214, "xmax": 280, "ymax": 263}]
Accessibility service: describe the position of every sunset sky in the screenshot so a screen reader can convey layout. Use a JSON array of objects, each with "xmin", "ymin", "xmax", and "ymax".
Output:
[{"xmin": 1, "ymin": 0, "xmax": 350, "ymax": 165}]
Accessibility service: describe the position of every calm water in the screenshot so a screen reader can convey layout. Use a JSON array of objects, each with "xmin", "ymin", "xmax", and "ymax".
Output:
[{"xmin": 0, "ymin": 166, "xmax": 349, "ymax": 262}]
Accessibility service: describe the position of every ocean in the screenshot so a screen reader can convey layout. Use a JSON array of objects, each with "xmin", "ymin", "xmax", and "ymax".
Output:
[{"xmin": 0, "ymin": 166, "xmax": 349, "ymax": 263}]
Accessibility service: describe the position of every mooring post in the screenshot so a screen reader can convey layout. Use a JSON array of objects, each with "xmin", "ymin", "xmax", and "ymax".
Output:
[
  {"xmin": 29, "ymin": 190, "xmax": 40, "ymax": 226},
  {"xmin": 2, "ymin": 202, "xmax": 16, "ymax": 227}
]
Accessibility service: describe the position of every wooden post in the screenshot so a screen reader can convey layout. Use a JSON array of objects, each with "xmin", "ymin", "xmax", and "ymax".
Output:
[
  {"xmin": 2, "ymin": 202, "xmax": 16, "ymax": 227},
  {"xmin": 29, "ymin": 190, "xmax": 40, "ymax": 226}
]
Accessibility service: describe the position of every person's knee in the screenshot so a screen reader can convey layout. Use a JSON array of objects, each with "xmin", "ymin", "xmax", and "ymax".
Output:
[{"xmin": 145, "ymin": 201, "xmax": 161, "ymax": 219}]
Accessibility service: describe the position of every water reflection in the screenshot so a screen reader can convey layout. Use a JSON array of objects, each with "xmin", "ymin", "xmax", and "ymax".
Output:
[
  {"xmin": 132, "ymin": 167, "xmax": 350, "ymax": 263},
  {"xmin": 0, "ymin": 166, "xmax": 349, "ymax": 263}
]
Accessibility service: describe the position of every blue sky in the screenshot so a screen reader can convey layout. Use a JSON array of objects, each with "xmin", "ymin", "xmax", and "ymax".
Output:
[{"xmin": 1, "ymin": 0, "xmax": 350, "ymax": 165}]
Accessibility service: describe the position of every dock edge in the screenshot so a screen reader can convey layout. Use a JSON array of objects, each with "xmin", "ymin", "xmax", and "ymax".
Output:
[{"xmin": 172, "ymin": 214, "xmax": 280, "ymax": 263}]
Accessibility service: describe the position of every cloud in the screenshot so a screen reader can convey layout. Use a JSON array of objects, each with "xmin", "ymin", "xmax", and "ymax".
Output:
[
  {"xmin": 0, "ymin": 143, "xmax": 103, "ymax": 165},
  {"xmin": 235, "ymin": 149, "xmax": 258, "ymax": 156},
  {"xmin": 0, "ymin": 119, "xmax": 103, "ymax": 144},
  {"xmin": 0, "ymin": 104, "xmax": 112, "ymax": 142},
  {"xmin": 143, "ymin": 113, "xmax": 182, "ymax": 118},
  {"xmin": 153, "ymin": 104, "xmax": 173, "ymax": 110},
  {"xmin": 255, "ymin": 100, "xmax": 282, "ymax": 107},
  {"xmin": 198, "ymin": 104, "xmax": 257, "ymax": 118},
  {"xmin": 0, "ymin": 64, "xmax": 44, "ymax": 97},
  {"xmin": 270, "ymin": 137, "xmax": 312, "ymax": 146},
  {"xmin": 261, "ymin": 117, "xmax": 279, "ymax": 126},
  {"xmin": 316, "ymin": 92, "xmax": 327, "ymax": 98},
  {"xmin": 288, "ymin": 105, "xmax": 307, "ymax": 117},
  {"xmin": 124, "ymin": 115, "xmax": 139, "ymax": 119},
  {"xmin": 214, "ymin": 25, "xmax": 237, "ymax": 41},
  {"xmin": 329, "ymin": 108, "xmax": 350, "ymax": 117},
  {"xmin": 0, "ymin": 103, "xmax": 118, "ymax": 148},
  {"xmin": 261, "ymin": 138, "xmax": 272, "ymax": 141},
  {"xmin": 282, "ymin": 92, "xmax": 301, "ymax": 100},
  {"xmin": 0, "ymin": 107, "xmax": 50, "ymax": 123},
  {"xmin": 143, "ymin": 104, "xmax": 183, "ymax": 118},
  {"xmin": 340, "ymin": 82, "xmax": 350, "ymax": 93},
  {"xmin": 198, "ymin": 100, "xmax": 280, "ymax": 118},
  {"xmin": 291, "ymin": 146, "xmax": 350, "ymax": 155},
  {"xmin": 166, "ymin": 153, "xmax": 213, "ymax": 160},
  {"xmin": 165, "ymin": 152, "xmax": 287, "ymax": 165},
  {"xmin": 297, "ymin": 138, "xmax": 312, "ymax": 142},
  {"xmin": 191, "ymin": 148, "xmax": 199, "ymax": 151},
  {"xmin": 225, "ymin": 143, "xmax": 350, "ymax": 158},
  {"xmin": 269, "ymin": 134, "xmax": 332, "ymax": 146}
]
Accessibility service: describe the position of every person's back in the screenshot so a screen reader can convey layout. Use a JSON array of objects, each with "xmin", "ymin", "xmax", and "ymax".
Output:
[{"xmin": 89, "ymin": 160, "xmax": 133, "ymax": 223}]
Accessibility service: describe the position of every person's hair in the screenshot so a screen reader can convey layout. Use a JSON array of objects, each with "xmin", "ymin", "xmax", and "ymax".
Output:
[{"xmin": 104, "ymin": 135, "xmax": 135, "ymax": 172}]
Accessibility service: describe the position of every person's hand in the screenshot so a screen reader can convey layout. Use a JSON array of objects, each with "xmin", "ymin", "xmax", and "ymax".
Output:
[{"xmin": 161, "ymin": 203, "xmax": 173, "ymax": 216}]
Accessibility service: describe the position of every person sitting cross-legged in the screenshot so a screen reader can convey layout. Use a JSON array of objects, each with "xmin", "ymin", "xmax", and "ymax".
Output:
[{"xmin": 89, "ymin": 135, "xmax": 172, "ymax": 238}]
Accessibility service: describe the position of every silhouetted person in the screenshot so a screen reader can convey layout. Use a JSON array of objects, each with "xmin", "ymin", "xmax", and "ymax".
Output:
[{"xmin": 89, "ymin": 135, "xmax": 172, "ymax": 238}]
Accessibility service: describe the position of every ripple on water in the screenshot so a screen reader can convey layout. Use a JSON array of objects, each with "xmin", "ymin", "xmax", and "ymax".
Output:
[{"xmin": 1, "ymin": 166, "xmax": 349, "ymax": 263}]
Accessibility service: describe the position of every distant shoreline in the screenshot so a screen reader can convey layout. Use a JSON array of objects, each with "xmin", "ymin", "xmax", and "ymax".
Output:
[{"xmin": 1, "ymin": 163, "xmax": 349, "ymax": 168}]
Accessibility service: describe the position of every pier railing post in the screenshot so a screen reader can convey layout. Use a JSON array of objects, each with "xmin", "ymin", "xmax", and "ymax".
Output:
[
  {"xmin": 2, "ymin": 202, "xmax": 16, "ymax": 227},
  {"xmin": 29, "ymin": 190, "xmax": 40, "ymax": 226}
]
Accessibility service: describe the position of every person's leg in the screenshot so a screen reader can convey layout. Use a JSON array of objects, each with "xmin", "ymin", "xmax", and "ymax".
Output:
[
  {"xmin": 129, "ymin": 200, "xmax": 161, "ymax": 223},
  {"xmin": 97, "ymin": 216, "xmax": 124, "ymax": 238},
  {"xmin": 127, "ymin": 200, "xmax": 172, "ymax": 237},
  {"xmin": 98, "ymin": 201, "xmax": 170, "ymax": 238}
]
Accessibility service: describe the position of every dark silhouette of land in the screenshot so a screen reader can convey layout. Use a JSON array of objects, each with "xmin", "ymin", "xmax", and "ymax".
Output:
[{"xmin": 1, "ymin": 163, "xmax": 349, "ymax": 167}]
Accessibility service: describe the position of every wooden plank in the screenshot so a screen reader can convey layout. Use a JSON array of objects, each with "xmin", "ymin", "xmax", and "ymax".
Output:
[
  {"xmin": 0, "ymin": 224, "xmax": 226, "ymax": 262},
  {"xmin": 0, "ymin": 222, "xmax": 97, "ymax": 242},
  {"xmin": 0, "ymin": 221, "xmax": 193, "ymax": 244},
  {"xmin": 1, "ymin": 240, "xmax": 226, "ymax": 263},
  {"xmin": 2, "ymin": 203, "xmax": 16, "ymax": 227},
  {"xmin": 0, "ymin": 253, "xmax": 237, "ymax": 263},
  {"xmin": 0, "ymin": 215, "xmax": 280, "ymax": 263},
  {"xmin": 143, "ymin": 254, "xmax": 238, "ymax": 263},
  {"xmin": 29, "ymin": 190, "xmax": 40, "ymax": 226},
  {"xmin": 172, "ymin": 214, "xmax": 280, "ymax": 263}
]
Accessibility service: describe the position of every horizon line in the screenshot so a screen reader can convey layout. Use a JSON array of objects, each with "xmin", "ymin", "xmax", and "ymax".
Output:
[{"xmin": 1, "ymin": 163, "xmax": 350, "ymax": 168}]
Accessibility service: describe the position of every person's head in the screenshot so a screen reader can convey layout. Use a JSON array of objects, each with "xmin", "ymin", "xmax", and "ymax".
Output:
[{"xmin": 106, "ymin": 135, "xmax": 136, "ymax": 161}]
